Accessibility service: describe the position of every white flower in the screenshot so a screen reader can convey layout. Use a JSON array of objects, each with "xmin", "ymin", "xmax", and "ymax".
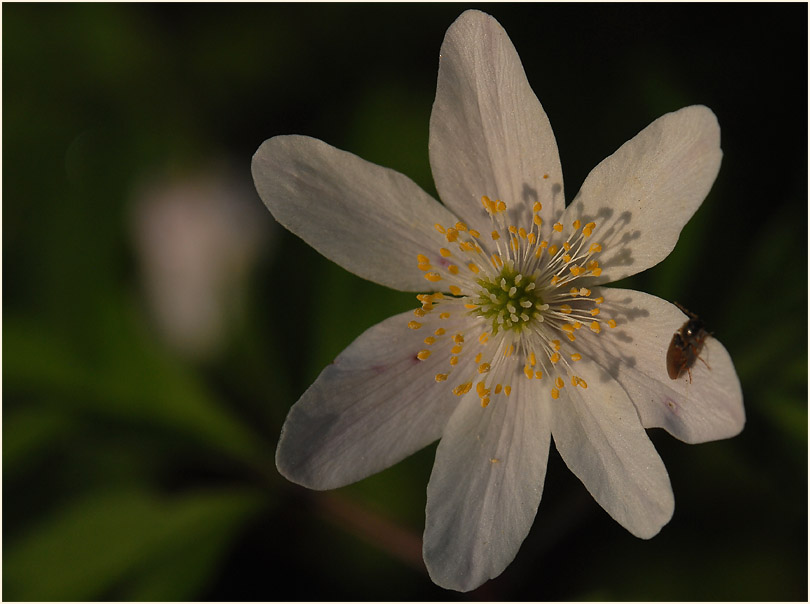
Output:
[{"xmin": 252, "ymin": 9, "xmax": 745, "ymax": 592}]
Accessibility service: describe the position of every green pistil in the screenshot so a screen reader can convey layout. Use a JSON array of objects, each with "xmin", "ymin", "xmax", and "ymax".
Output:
[{"xmin": 473, "ymin": 265, "xmax": 546, "ymax": 335}]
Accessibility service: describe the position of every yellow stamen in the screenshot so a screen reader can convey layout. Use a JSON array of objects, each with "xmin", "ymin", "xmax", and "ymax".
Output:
[
  {"xmin": 440, "ymin": 248, "xmax": 452, "ymax": 257},
  {"xmin": 468, "ymin": 263, "xmax": 480, "ymax": 274},
  {"xmin": 571, "ymin": 353, "xmax": 582, "ymax": 361},
  {"xmin": 478, "ymin": 363, "xmax": 491, "ymax": 374},
  {"xmin": 453, "ymin": 382, "xmax": 472, "ymax": 396},
  {"xmin": 504, "ymin": 386, "xmax": 512, "ymax": 396},
  {"xmin": 434, "ymin": 223, "xmax": 446, "ymax": 234},
  {"xmin": 449, "ymin": 285, "xmax": 462, "ymax": 296},
  {"xmin": 551, "ymin": 388, "xmax": 559, "ymax": 400},
  {"xmin": 423, "ymin": 336, "xmax": 436, "ymax": 345},
  {"xmin": 407, "ymin": 321, "xmax": 422, "ymax": 329},
  {"xmin": 425, "ymin": 272, "xmax": 441, "ymax": 282},
  {"xmin": 434, "ymin": 327, "xmax": 446, "ymax": 336},
  {"xmin": 417, "ymin": 350, "xmax": 431, "ymax": 360},
  {"xmin": 555, "ymin": 376, "xmax": 565, "ymax": 389},
  {"xmin": 435, "ymin": 373, "xmax": 448, "ymax": 382}
]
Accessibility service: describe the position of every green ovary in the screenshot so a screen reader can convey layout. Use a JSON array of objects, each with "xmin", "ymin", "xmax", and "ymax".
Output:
[{"xmin": 472, "ymin": 264, "xmax": 546, "ymax": 335}]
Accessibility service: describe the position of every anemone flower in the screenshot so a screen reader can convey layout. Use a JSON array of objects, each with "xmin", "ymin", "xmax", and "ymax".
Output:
[{"xmin": 252, "ymin": 9, "xmax": 745, "ymax": 592}]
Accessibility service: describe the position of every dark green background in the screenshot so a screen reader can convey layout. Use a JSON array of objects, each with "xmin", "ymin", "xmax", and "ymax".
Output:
[{"xmin": 4, "ymin": 3, "xmax": 807, "ymax": 600}]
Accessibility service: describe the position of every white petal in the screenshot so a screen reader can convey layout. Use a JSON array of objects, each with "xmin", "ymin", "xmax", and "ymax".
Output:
[
  {"xmin": 252, "ymin": 135, "xmax": 459, "ymax": 292},
  {"xmin": 579, "ymin": 287, "xmax": 745, "ymax": 444},
  {"xmin": 566, "ymin": 105, "xmax": 722, "ymax": 284},
  {"xmin": 550, "ymin": 358, "xmax": 674, "ymax": 539},
  {"xmin": 423, "ymin": 377, "xmax": 551, "ymax": 592},
  {"xmin": 275, "ymin": 309, "xmax": 471, "ymax": 489},
  {"xmin": 429, "ymin": 10, "xmax": 564, "ymax": 238}
]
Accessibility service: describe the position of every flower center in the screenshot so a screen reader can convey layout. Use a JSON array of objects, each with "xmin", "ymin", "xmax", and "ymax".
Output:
[{"xmin": 410, "ymin": 196, "xmax": 616, "ymax": 406}]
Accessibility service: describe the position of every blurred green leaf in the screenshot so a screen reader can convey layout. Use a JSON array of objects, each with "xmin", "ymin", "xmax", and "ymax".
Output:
[
  {"xmin": 4, "ymin": 488, "xmax": 266, "ymax": 601},
  {"xmin": 4, "ymin": 301, "xmax": 270, "ymax": 468}
]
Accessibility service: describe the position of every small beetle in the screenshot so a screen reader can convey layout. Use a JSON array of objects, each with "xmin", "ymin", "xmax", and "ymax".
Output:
[{"xmin": 666, "ymin": 303, "xmax": 710, "ymax": 382}]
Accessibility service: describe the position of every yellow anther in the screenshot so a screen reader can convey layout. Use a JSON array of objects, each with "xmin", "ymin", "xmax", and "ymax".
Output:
[
  {"xmin": 591, "ymin": 268, "xmax": 602, "ymax": 276},
  {"xmin": 504, "ymin": 344, "xmax": 515, "ymax": 357},
  {"xmin": 578, "ymin": 378, "xmax": 588, "ymax": 389},
  {"xmin": 491, "ymin": 230, "xmax": 500, "ymax": 241},
  {"xmin": 453, "ymin": 333, "xmax": 465, "ymax": 343},
  {"xmin": 589, "ymin": 243, "xmax": 602, "ymax": 254},
  {"xmin": 552, "ymin": 339, "xmax": 561, "ymax": 351},
  {"xmin": 534, "ymin": 371, "xmax": 543, "ymax": 379},
  {"xmin": 570, "ymin": 287, "xmax": 580, "ymax": 296},
  {"xmin": 511, "ymin": 237, "xmax": 519, "ymax": 251},
  {"xmin": 504, "ymin": 385, "xmax": 512, "ymax": 396},
  {"xmin": 579, "ymin": 288, "xmax": 591, "ymax": 297},
  {"xmin": 434, "ymin": 327, "xmax": 446, "ymax": 336},
  {"xmin": 446, "ymin": 228, "xmax": 459, "ymax": 242},
  {"xmin": 453, "ymin": 382, "xmax": 472, "ymax": 396},
  {"xmin": 434, "ymin": 223, "xmax": 446, "ymax": 234},
  {"xmin": 496, "ymin": 200, "xmax": 506, "ymax": 212},
  {"xmin": 464, "ymin": 303, "xmax": 478, "ymax": 309},
  {"xmin": 448, "ymin": 265, "xmax": 459, "ymax": 275},
  {"xmin": 449, "ymin": 285, "xmax": 462, "ymax": 296},
  {"xmin": 563, "ymin": 254, "xmax": 572, "ymax": 263},
  {"xmin": 528, "ymin": 232, "xmax": 537, "ymax": 244},
  {"xmin": 450, "ymin": 356, "xmax": 459, "ymax": 366},
  {"xmin": 494, "ymin": 384, "xmax": 503, "ymax": 394},
  {"xmin": 551, "ymin": 388, "xmax": 560, "ymax": 400},
  {"xmin": 423, "ymin": 336, "xmax": 436, "ymax": 345},
  {"xmin": 539, "ymin": 241, "xmax": 548, "ymax": 249},
  {"xmin": 590, "ymin": 321, "xmax": 601, "ymax": 333},
  {"xmin": 533, "ymin": 202, "xmax": 542, "ymax": 212},
  {"xmin": 573, "ymin": 321, "xmax": 582, "ymax": 329},
  {"xmin": 573, "ymin": 219, "xmax": 582, "ymax": 230},
  {"xmin": 548, "ymin": 244, "xmax": 559, "ymax": 256},
  {"xmin": 440, "ymin": 312, "xmax": 450, "ymax": 319},
  {"xmin": 553, "ymin": 222, "xmax": 563, "ymax": 232},
  {"xmin": 524, "ymin": 365, "xmax": 534, "ymax": 379},
  {"xmin": 479, "ymin": 332, "xmax": 489, "ymax": 344},
  {"xmin": 508, "ymin": 225, "xmax": 518, "ymax": 234},
  {"xmin": 491, "ymin": 254, "xmax": 503, "ymax": 268},
  {"xmin": 469, "ymin": 229, "xmax": 480, "ymax": 238},
  {"xmin": 582, "ymin": 222, "xmax": 596, "ymax": 238},
  {"xmin": 451, "ymin": 345, "xmax": 463, "ymax": 354},
  {"xmin": 560, "ymin": 304, "xmax": 572, "ymax": 314},
  {"xmin": 481, "ymin": 397, "xmax": 490, "ymax": 408},
  {"xmin": 567, "ymin": 333, "xmax": 576, "ymax": 342},
  {"xmin": 467, "ymin": 262, "xmax": 480, "ymax": 274},
  {"xmin": 570, "ymin": 265, "xmax": 584, "ymax": 276},
  {"xmin": 519, "ymin": 227, "xmax": 527, "ymax": 239},
  {"xmin": 414, "ymin": 308, "xmax": 426, "ymax": 318},
  {"xmin": 595, "ymin": 296, "xmax": 604, "ymax": 304},
  {"xmin": 435, "ymin": 373, "xmax": 448, "ymax": 382},
  {"xmin": 476, "ymin": 381, "xmax": 490, "ymax": 397},
  {"xmin": 550, "ymin": 352, "xmax": 561, "ymax": 364},
  {"xmin": 440, "ymin": 248, "xmax": 452, "ymax": 257},
  {"xmin": 561, "ymin": 323, "xmax": 575, "ymax": 333},
  {"xmin": 533, "ymin": 214, "xmax": 543, "ymax": 226},
  {"xmin": 587, "ymin": 260, "xmax": 600, "ymax": 271},
  {"xmin": 590, "ymin": 308, "xmax": 600, "ymax": 316},
  {"xmin": 455, "ymin": 221, "xmax": 467, "ymax": 232},
  {"xmin": 555, "ymin": 376, "xmax": 565, "ymax": 389},
  {"xmin": 563, "ymin": 242, "xmax": 571, "ymax": 252},
  {"xmin": 571, "ymin": 353, "xmax": 582, "ymax": 361},
  {"xmin": 425, "ymin": 272, "xmax": 442, "ymax": 282},
  {"xmin": 550, "ymin": 275, "xmax": 559, "ymax": 285},
  {"xmin": 417, "ymin": 350, "xmax": 431, "ymax": 360},
  {"xmin": 607, "ymin": 319, "xmax": 617, "ymax": 328},
  {"xmin": 529, "ymin": 352, "xmax": 537, "ymax": 366},
  {"xmin": 408, "ymin": 321, "xmax": 422, "ymax": 329}
]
